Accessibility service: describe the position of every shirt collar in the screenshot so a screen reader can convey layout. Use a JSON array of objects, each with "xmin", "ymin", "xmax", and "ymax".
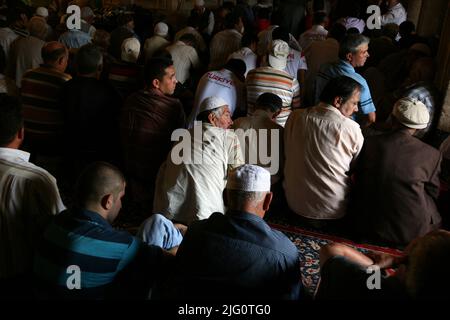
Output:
[
  {"xmin": 338, "ymin": 59, "xmax": 355, "ymax": 72},
  {"xmin": 78, "ymin": 209, "xmax": 113, "ymax": 229},
  {"xmin": 226, "ymin": 209, "xmax": 265, "ymax": 224},
  {"xmin": 317, "ymin": 102, "xmax": 344, "ymax": 117},
  {"xmin": 0, "ymin": 147, "xmax": 31, "ymax": 162}
]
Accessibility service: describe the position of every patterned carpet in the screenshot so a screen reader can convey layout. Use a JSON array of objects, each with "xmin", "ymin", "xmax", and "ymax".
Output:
[{"xmin": 269, "ymin": 223, "xmax": 404, "ymax": 297}]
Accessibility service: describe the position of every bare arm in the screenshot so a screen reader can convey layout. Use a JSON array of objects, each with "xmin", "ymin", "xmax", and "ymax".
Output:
[{"xmin": 319, "ymin": 243, "xmax": 374, "ymax": 269}]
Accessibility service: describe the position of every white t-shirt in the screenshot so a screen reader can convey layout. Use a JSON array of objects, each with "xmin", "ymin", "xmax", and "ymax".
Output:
[
  {"xmin": 188, "ymin": 69, "xmax": 245, "ymax": 128},
  {"xmin": 228, "ymin": 47, "xmax": 258, "ymax": 78},
  {"xmin": 285, "ymin": 48, "xmax": 308, "ymax": 79}
]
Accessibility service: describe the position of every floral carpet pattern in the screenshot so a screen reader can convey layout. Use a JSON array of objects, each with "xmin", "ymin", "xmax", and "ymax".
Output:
[{"xmin": 269, "ymin": 223, "xmax": 403, "ymax": 297}]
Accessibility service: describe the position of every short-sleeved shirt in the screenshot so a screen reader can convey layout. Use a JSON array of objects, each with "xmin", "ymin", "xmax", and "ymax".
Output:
[
  {"xmin": 164, "ymin": 211, "xmax": 301, "ymax": 300},
  {"xmin": 188, "ymin": 68, "xmax": 245, "ymax": 128},
  {"xmin": 315, "ymin": 60, "xmax": 376, "ymax": 122},
  {"xmin": 34, "ymin": 209, "xmax": 163, "ymax": 299},
  {"xmin": 246, "ymin": 66, "xmax": 300, "ymax": 127}
]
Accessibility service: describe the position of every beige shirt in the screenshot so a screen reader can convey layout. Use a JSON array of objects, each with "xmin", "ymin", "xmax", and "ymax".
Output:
[
  {"xmin": 166, "ymin": 40, "xmax": 201, "ymax": 85},
  {"xmin": 0, "ymin": 148, "xmax": 65, "ymax": 278},
  {"xmin": 232, "ymin": 110, "xmax": 284, "ymax": 184},
  {"xmin": 144, "ymin": 35, "xmax": 169, "ymax": 61},
  {"xmin": 175, "ymin": 27, "xmax": 206, "ymax": 53},
  {"xmin": 153, "ymin": 123, "xmax": 244, "ymax": 225},
  {"xmin": 283, "ymin": 103, "xmax": 364, "ymax": 219},
  {"xmin": 7, "ymin": 36, "xmax": 45, "ymax": 87}
]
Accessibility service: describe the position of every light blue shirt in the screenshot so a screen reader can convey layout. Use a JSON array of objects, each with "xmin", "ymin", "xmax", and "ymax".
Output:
[
  {"xmin": 315, "ymin": 59, "xmax": 376, "ymax": 121},
  {"xmin": 59, "ymin": 29, "xmax": 91, "ymax": 49}
]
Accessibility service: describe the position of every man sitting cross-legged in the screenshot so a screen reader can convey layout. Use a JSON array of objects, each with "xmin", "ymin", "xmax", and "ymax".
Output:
[
  {"xmin": 149, "ymin": 164, "xmax": 302, "ymax": 300},
  {"xmin": 33, "ymin": 162, "xmax": 175, "ymax": 300}
]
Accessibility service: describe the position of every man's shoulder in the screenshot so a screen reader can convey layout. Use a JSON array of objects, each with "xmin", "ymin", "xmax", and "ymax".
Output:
[{"xmin": 1, "ymin": 156, "xmax": 57, "ymax": 186}]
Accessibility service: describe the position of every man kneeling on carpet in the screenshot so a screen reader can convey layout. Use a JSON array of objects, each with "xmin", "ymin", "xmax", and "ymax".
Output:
[
  {"xmin": 316, "ymin": 230, "xmax": 450, "ymax": 300},
  {"xmin": 140, "ymin": 164, "xmax": 302, "ymax": 300}
]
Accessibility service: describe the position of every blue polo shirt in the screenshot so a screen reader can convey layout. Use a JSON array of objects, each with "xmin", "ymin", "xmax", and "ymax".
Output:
[
  {"xmin": 315, "ymin": 60, "xmax": 376, "ymax": 121},
  {"xmin": 33, "ymin": 209, "xmax": 163, "ymax": 299},
  {"xmin": 166, "ymin": 211, "xmax": 302, "ymax": 300}
]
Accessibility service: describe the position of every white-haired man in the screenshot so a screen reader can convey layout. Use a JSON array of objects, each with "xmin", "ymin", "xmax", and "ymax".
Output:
[
  {"xmin": 153, "ymin": 96, "xmax": 244, "ymax": 225},
  {"xmin": 153, "ymin": 164, "xmax": 302, "ymax": 300}
]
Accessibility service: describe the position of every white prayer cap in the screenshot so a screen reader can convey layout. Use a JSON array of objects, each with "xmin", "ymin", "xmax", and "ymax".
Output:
[
  {"xmin": 195, "ymin": 0, "xmax": 205, "ymax": 6},
  {"xmin": 154, "ymin": 22, "xmax": 169, "ymax": 37},
  {"xmin": 268, "ymin": 39, "xmax": 289, "ymax": 70},
  {"xmin": 199, "ymin": 96, "xmax": 228, "ymax": 113},
  {"xmin": 121, "ymin": 37, "xmax": 141, "ymax": 63},
  {"xmin": 226, "ymin": 165, "xmax": 271, "ymax": 192},
  {"xmin": 392, "ymin": 97, "xmax": 429, "ymax": 129},
  {"xmin": 35, "ymin": 7, "xmax": 48, "ymax": 18}
]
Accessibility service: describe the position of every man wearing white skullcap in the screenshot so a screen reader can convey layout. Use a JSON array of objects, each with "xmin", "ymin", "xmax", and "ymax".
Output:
[
  {"xmin": 153, "ymin": 95, "xmax": 244, "ymax": 225},
  {"xmin": 121, "ymin": 37, "xmax": 140, "ymax": 63},
  {"xmin": 144, "ymin": 164, "xmax": 301, "ymax": 299},
  {"xmin": 143, "ymin": 22, "xmax": 170, "ymax": 62},
  {"xmin": 35, "ymin": 7, "xmax": 49, "ymax": 18},
  {"xmin": 352, "ymin": 97, "xmax": 442, "ymax": 248}
]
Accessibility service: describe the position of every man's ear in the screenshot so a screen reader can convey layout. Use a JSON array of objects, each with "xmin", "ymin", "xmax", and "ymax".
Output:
[
  {"xmin": 346, "ymin": 52, "xmax": 353, "ymax": 63},
  {"xmin": 207, "ymin": 112, "xmax": 216, "ymax": 125},
  {"xmin": 333, "ymin": 96, "xmax": 342, "ymax": 108},
  {"xmin": 100, "ymin": 194, "xmax": 113, "ymax": 210},
  {"xmin": 262, "ymin": 192, "xmax": 273, "ymax": 212},
  {"xmin": 152, "ymin": 78, "xmax": 160, "ymax": 89},
  {"xmin": 17, "ymin": 127, "xmax": 25, "ymax": 141}
]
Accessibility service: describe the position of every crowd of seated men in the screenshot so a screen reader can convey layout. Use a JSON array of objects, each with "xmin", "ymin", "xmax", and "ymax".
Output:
[{"xmin": 0, "ymin": 0, "xmax": 449, "ymax": 300}]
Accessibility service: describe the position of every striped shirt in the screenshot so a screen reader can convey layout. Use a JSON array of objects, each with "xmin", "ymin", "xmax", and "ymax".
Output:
[
  {"xmin": 315, "ymin": 60, "xmax": 376, "ymax": 121},
  {"xmin": 246, "ymin": 66, "xmax": 300, "ymax": 127},
  {"xmin": 0, "ymin": 148, "xmax": 65, "ymax": 279},
  {"xmin": 107, "ymin": 61, "xmax": 143, "ymax": 100},
  {"xmin": 34, "ymin": 209, "xmax": 163, "ymax": 299},
  {"xmin": 21, "ymin": 66, "xmax": 72, "ymax": 151}
]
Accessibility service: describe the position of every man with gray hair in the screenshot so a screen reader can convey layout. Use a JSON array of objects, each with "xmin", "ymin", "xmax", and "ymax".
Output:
[
  {"xmin": 315, "ymin": 34, "xmax": 376, "ymax": 126},
  {"xmin": 154, "ymin": 164, "xmax": 302, "ymax": 300},
  {"xmin": 153, "ymin": 96, "xmax": 244, "ymax": 225}
]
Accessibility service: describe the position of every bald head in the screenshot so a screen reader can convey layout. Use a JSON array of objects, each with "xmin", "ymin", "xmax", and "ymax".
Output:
[
  {"xmin": 75, "ymin": 162, "xmax": 126, "ymax": 208},
  {"xmin": 42, "ymin": 41, "xmax": 68, "ymax": 71}
]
